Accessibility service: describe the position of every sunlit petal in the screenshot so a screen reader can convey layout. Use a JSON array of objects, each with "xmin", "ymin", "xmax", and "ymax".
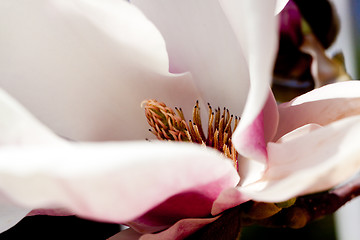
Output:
[
  {"xmin": 238, "ymin": 115, "xmax": 360, "ymax": 202},
  {"xmin": 275, "ymin": 81, "xmax": 360, "ymax": 140},
  {"xmin": 276, "ymin": 123, "xmax": 322, "ymax": 143}
]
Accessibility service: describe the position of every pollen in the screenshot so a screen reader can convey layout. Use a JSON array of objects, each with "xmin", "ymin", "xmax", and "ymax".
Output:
[{"xmin": 142, "ymin": 99, "xmax": 239, "ymax": 170}]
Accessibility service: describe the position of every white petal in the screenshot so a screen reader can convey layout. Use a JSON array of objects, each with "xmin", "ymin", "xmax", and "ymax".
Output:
[
  {"xmin": 0, "ymin": 0, "xmax": 200, "ymax": 141},
  {"xmin": 132, "ymin": 0, "xmax": 277, "ymax": 119},
  {"xmin": 0, "ymin": 142, "xmax": 239, "ymax": 225}
]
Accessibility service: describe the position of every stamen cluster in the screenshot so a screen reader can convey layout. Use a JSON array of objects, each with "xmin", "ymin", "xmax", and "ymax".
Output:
[{"xmin": 143, "ymin": 99, "xmax": 239, "ymax": 169}]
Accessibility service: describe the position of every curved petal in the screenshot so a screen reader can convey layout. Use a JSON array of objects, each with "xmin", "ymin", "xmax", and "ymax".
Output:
[
  {"xmin": 0, "ymin": 142, "xmax": 239, "ymax": 233},
  {"xmin": 233, "ymin": 91, "xmax": 279, "ymax": 185},
  {"xmin": 131, "ymin": 0, "xmax": 278, "ymax": 120},
  {"xmin": 237, "ymin": 115, "xmax": 360, "ymax": 202},
  {"xmin": 220, "ymin": 0, "xmax": 279, "ymax": 132},
  {"xmin": 275, "ymin": 81, "xmax": 360, "ymax": 140},
  {"xmin": 233, "ymin": 91, "xmax": 279, "ymax": 162},
  {"xmin": 0, "ymin": 0, "xmax": 200, "ymax": 141}
]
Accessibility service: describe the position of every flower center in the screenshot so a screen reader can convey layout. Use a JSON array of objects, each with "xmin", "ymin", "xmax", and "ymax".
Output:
[{"xmin": 142, "ymin": 99, "xmax": 239, "ymax": 169}]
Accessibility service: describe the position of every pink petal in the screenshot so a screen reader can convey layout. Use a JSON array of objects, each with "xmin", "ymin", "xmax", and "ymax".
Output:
[
  {"xmin": 211, "ymin": 187, "xmax": 249, "ymax": 216},
  {"xmin": 27, "ymin": 208, "xmax": 73, "ymax": 216},
  {"xmin": 109, "ymin": 217, "xmax": 219, "ymax": 240},
  {"xmin": 212, "ymin": 92, "xmax": 279, "ymax": 215},
  {"xmin": 140, "ymin": 217, "xmax": 219, "ymax": 240},
  {"xmin": 0, "ymin": 0, "xmax": 200, "ymax": 141},
  {"xmin": 0, "ymin": 142, "xmax": 239, "ymax": 233},
  {"xmin": 275, "ymin": 81, "xmax": 360, "ymax": 141},
  {"xmin": 108, "ymin": 228, "xmax": 142, "ymax": 240},
  {"xmin": 220, "ymin": 0, "xmax": 279, "ymax": 131},
  {"xmin": 132, "ymin": 0, "xmax": 278, "ymax": 120},
  {"xmin": 127, "ymin": 175, "xmax": 230, "ymax": 233},
  {"xmin": 236, "ymin": 115, "xmax": 360, "ymax": 202},
  {"xmin": 232, "ymin": 91, "xmax": 279, "ymax": 183},
  {"xmin": 233, "ymin": 91, "xmax": 279, "ymax": 161}
]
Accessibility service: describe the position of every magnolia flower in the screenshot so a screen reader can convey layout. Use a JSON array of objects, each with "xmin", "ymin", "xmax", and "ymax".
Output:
[
  {"xmin": 0, "ymin": 0, "xmax": 278, "ymax": 236},
  {"xmin": 1, "ymin": 0, "xmax": 360, "ymax": 240}
]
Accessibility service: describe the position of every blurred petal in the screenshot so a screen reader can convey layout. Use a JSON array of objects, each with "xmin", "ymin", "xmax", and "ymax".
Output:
[
  {"xmin": 300, "ymin": 34, "xmax": 350, "ymax": 87},
  {"xmin": 275, "ymin": 81, "xmax": 360, "ymax": 140},
  {"xmin": 237, "ymin": 115, "xmax": 360, "ymax": 202},
  {"xmin": 220, "ymin": 0, "xmax": 279, "ymax": 132},
  {"xmin": 0, "ymin": 142, "xmax": 239, "ymax": 232},
  {"xmin": 212, "ymin": 187, "xmax": 249, "ymax": 215},
  {"xmin": 0, "ymin": 87, "xmax": 61, "ymax": 232},
  {"xmin": 0, "ymin": 0, "xmax": 200, "ymax": 141},
  {"xmin": 108, "ymin": 228, "xmax": 142, "ymax": 240}
]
